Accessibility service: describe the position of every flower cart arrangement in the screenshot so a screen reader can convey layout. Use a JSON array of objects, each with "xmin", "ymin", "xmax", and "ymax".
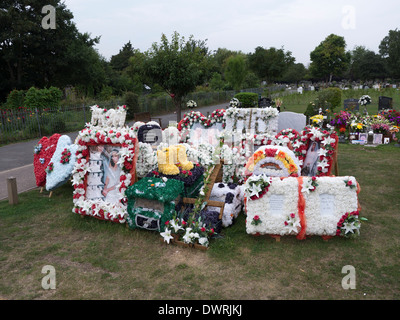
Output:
[
  {"xmin": 125, "ymin": 176, "xmax": 184, "ymax": 232},
  {"xmin": 159, "ymin": 163, "xmax": 225, "ymax": 249}
]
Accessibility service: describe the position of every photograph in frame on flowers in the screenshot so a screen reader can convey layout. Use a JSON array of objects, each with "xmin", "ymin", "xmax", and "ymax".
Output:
[
  {"xmin": 72, "ymin": 127, "xmax": 138, "ymax": 223},
  {"xmin": 294, "ymin": 127, "xmax": 338, "ymax": 177},
  {"xmin": 359, "ymin": 133, "xmax": 367, "ymax": 143},
  {"xmin": 301, "ymin": 141, "xmax": 321, "ymax": 177},
  {"xmin": 373, "ymin": 133, "xmax": 383, "ymax": 145},
  {"xmin": 86, "ymin": 145, "xmax": 122, "ymax": 204}
]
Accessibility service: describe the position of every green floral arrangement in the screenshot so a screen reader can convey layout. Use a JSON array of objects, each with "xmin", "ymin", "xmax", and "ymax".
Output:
[{"xmin": 125, "ymin": 177, "xmax": 185, "ymax": 231}]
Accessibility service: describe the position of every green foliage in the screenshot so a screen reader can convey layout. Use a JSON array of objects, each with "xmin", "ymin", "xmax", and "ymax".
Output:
[
  {"xmin": 124, "ymin": 91, "xmax": 139, "ymax": 119},
  {"xmin": 209, "ymin": 72, "xmax": 225, "ymax": 91},
  {"xmin": 242, "ymin": 72, "xmax": 260, "ymax": 88},
  {"xmin": 234, "ymin": 92, "xmax": 258, "ymax": 108},
  {"xmin": 24, "ymin": 86, "xmax": 63, "ymax": 109},
  {"xmin": 224, "ymin": 54, "xmax": 247, "ymax": 91},
  {"xmin": 304, "ymin": 102, "xmax": 318, "ymax": 117},
  {"xmin": 350, "ymin": 46, "xmax": 386, "ymax": 81},
  {"xmin": 0, "ymin": 0, "xmax": 102, "ymax": 101},
  {"xmin": 5, "ymin": 89, "xmax": 25, "ymax": 109},
  {"xmin": 98, "ymin": 85, "xmax": 114, "ymax": 101},
  {"xmin": 281, "ymin": 63, "xmax": 307, "ymax": 84},
  {"xmin": 143, "ymin": 31, "xmax": 210, "ymax": 121},
  {"xmin": 309, "ymin": 34, "xmax": 350, "ymax": 81},
  {"xmin": 248, "ymin": 46, "xmax": 295, "ymax": 82},
  {"xmin": 317, "ymin": 87, "xmax": 342, "ymax": 112},
  {"xmin": 379, "ymin": 28, "xmax": 400, "ymax": 79},
  {"xmin": 110, "ymin": 41, "xmax": 135, "ymax": 71}
]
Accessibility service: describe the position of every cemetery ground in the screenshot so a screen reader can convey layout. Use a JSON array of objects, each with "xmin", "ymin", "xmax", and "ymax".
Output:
[{"xmin": 0, "ymin": 142, "xmax": 399, "ymax": 300}]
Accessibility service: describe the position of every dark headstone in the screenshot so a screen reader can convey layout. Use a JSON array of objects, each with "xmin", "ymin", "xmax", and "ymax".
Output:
[
  {"xmin": 378, "ymin": 96, "xmax": 393, "ymax": 110},
  {"xmin": 137, "ymin": 124, "xmax": 162, "ymax": 145},
  {"xmin": 344, "ymin": 98, "xmax": 359, "ymax": 112},
  {"xmin": 258, "ymin": 97, "xmax": 271, "ymax": 107}
]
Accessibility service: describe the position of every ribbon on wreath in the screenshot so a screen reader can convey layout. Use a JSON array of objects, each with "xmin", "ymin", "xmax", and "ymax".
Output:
[{"xmin": 296, "ymin": 176, "xmax": 307, "ymax": 240}]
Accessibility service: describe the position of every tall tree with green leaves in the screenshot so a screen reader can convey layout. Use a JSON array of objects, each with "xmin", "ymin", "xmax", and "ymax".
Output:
[
  {"xmin": 224, "ymin": 54, "xmax": 247, "ymax": 91},
  {"xmin": 0, "ymin": 0, "xmax": 103, "ymax": 100},
  {"xmin": 110, "ymin": 41, "xmax": 135, "ymax": 72},
  {"xmin": 248, "ymin": 46, "xmax": 294, "ymax": 83},
  {"xmin": 350, "ymin": 46, "xmax": 386, "ymax": 81},
  {"xmin": 309, "ymin": 34, "xmax": 350, "ymax": 83},
  {"xmin": 379, "ymin": 29, "xmax": 400, "ymax": 79},
  {"xmin": 143, "ymin": 31, "xmax": 210, "ymax": 122}
]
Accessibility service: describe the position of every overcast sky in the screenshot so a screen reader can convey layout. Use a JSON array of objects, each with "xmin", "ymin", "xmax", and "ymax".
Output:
[{"xmin": 63, "ymin": 0, "xmax": 400, "ymax": 66}]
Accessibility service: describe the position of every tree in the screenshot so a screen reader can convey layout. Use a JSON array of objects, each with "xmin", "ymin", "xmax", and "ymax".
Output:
[
  {"xmin": 379, "ymin": 29, "xmax": 400, "ymax": 79},
  {"xmin": 281, "ymin": 63, "xmax": 307, "ymax": 85},
  {"xmin": 309, "ymin": 34, "xmax": 350, "ymax": 83},
  {"xmin": 224, "ymin": 54, "xmax": 247, "ymax": 91},
  {"xmin": 0, "ymin": 0, "xmax": 103, "ymax": 100},
  {"xmin": 350, "ymin": 46, "xmax": 386, "ymax": 81},
  {"xmin": 248, "ymin": 46, "xmax": 295, "ymax": 82},
  {"xmin": 143, "ymin": 31, "xmax": 210, "ymax": 122},
  {"xmin": 110, "ymin": 41, "xmax": 135, "ymax": 72}
]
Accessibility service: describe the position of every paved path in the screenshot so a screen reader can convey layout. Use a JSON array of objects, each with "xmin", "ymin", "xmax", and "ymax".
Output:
[{"xmin": 0, "ymin": 103, "xmax": 228, "ymax": 201}]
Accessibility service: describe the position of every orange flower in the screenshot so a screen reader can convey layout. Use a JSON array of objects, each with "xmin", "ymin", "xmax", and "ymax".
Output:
[{"xmin": 276, "ymin": 151, "xmax": 286, "ymax": 161}]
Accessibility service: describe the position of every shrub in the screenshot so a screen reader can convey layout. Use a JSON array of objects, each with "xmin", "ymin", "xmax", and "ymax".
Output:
[
  {"xmin": 234, "ymin": 92, "xmax": 258, "ymax": 108},
  {"xmin": 124, "ymin": 91, "xmax": 139, "ymax": 119},
  {"xmin": 24, "ymin": 86, "xmax": 63, "ymax": 110},
  {"xmin": 6, "ymin": 89, "xmax": 25, "ymax": 109},
  {"xmin": 317, "ymin": 87, "xmax": 342, "ymax": 112}
]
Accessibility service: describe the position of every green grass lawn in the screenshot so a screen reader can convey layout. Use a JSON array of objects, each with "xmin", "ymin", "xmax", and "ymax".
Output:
[
  {"xmin": 0, "ymin": 143, "xmax": 399, "ymax": 300},
  {"xmin": 277, "ymin": 87, "xmax": 400, "ymax": 116}
]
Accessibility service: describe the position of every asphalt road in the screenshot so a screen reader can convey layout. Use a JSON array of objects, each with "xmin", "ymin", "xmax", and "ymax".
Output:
[{"xmin": 0, "ymin": 103, "xmax": 228, "ymax": 201}]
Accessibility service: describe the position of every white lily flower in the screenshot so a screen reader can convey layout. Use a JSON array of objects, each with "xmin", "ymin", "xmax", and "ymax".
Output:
[{"xmin": 160, "ymin": 228, "xmax": 174, "ymax": 244}]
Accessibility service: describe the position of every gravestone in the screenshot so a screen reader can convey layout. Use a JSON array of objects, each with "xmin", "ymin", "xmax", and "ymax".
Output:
[
  {"xmin": 297, "ymin": 87, "xmax": 303, "ymax": 94},
  {"xmin": 378, "ymin": 96, "xmax": 393, "ymax": 110},
  {"xmin": 258, "ymin": 97, "xmax": 272, "ymax": 107},
  {"xmin": 137, "ymin": 123, "xmax": 162, "ymax": 146},
  {"xmin": 278, "ymin": 111, "xmax": 306, "ymax": 133},
  {"xmin": 344, "ymin": 98, "xmax": 359, "ymax": 112}
]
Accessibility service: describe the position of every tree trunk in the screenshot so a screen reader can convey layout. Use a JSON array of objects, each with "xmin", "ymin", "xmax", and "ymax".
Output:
[{"xmin": 173, "ymin": 96, "xmax": 182, "ymax": 123}]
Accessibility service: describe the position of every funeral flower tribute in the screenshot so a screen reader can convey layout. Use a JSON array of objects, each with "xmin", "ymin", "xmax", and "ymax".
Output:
[{"xmin": 71, "ymin": 125, "xmax": 138, "ymax": 223}]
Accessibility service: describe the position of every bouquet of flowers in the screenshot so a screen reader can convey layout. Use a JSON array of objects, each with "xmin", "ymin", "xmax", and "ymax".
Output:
[
  {"xmin": 310, "ymin": 114, "xmax": 324, "ymax": 127},
  {"xmin": 350, "ymin": 121, "xmax": 365, "ymax": 133},
  {"xmin": 379, "ymin": 109, "xmax": 400, "ymax": 127},
  {"xmin": 229, "ymin": 98, "xmax": 241, "ymax": 108},
  {"xmin": 274, "ymin": 98, "xmax": 283, "ymax": 108},
  {"xmin": 186, "ymin": 100, "xmax": 197, "ymax": 108},
  {"xmin": 371, "ymin": 123, "xmax": 391, "ymax": 134},
  {"xmin": 359, "ymin": 95, "xmax": 372, "ymax": 106},
  {"xmin": 160, "ymin": 214, "xmax": 216, "ymax": 247},
  {"xmin": 330, "ymin": 111, "xmax": 352, "ymax": 129}
]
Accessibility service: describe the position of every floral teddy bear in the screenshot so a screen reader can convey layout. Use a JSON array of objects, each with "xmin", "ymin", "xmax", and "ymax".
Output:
[{"xmin": 157, "ymin": 145, "xmax": 193, "ymax": 175}]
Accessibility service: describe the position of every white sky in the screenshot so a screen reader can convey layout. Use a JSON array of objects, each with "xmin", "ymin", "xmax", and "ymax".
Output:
[{"xmin": 63, "ymin": 0, "xmax": 400, "ymax": 66}]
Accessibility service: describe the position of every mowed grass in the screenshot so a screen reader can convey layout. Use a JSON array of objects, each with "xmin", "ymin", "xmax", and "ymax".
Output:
[{"xmin": 1, "ymin": 142, "xmax": 399, "ymax": 300}]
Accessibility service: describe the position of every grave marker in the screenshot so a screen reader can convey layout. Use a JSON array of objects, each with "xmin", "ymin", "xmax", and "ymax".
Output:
[
  {"xmin": 344, "ymin": 99, "xmax": 359, "ymax": 112},
  {"xmin": 378, "ymin": 96, "xmax": 393, "ymax": 110},
  {"xmin": 278, "ymin": 111, "xmax": 306, "ymax": 133}
]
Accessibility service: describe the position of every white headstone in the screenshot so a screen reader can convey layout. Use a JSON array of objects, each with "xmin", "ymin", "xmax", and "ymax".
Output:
[
  {"xmin": 278, "ymin": 112, "xmax": 306, "ymax": 133},
  {"xmin": 297, "ymin": 87, "xmax": 303, "ymax": 94}
]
